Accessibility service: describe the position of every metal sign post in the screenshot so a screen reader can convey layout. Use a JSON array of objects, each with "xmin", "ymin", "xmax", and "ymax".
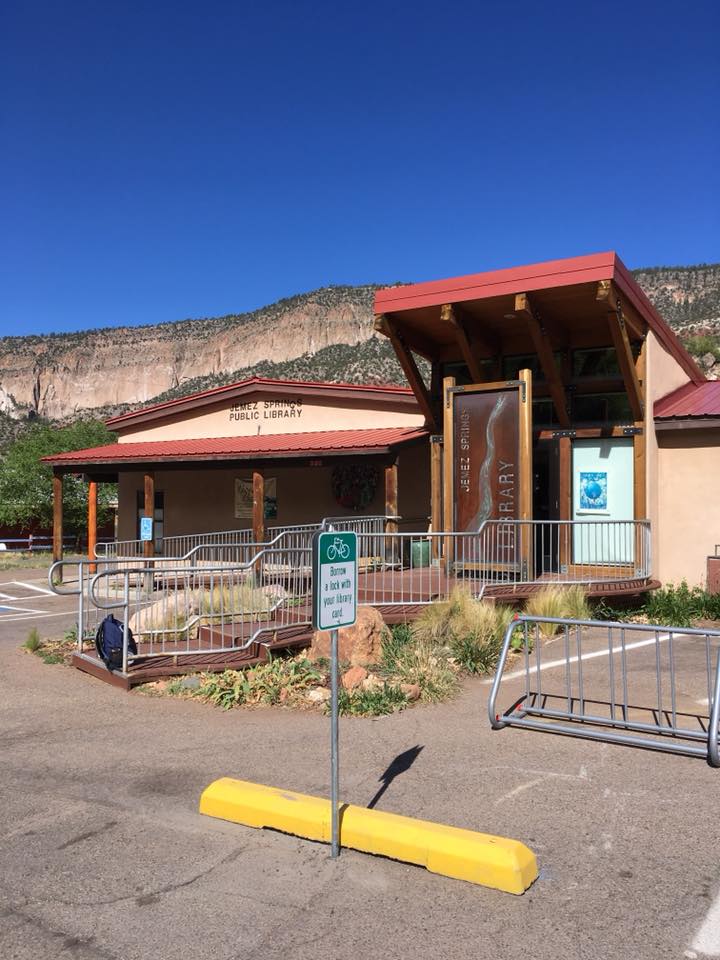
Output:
[{"xmin": 312, "ymin": 530, "xmax": 358, "ymax": 859}]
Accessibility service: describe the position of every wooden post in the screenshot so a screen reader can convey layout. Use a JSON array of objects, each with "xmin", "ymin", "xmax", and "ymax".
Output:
[
  {"xmin": 518, "ymin": 369, "xmax": 533, "ymax": 579},
  {"xmin": 430, "ymin": 436, "xmax": 443, "ymax": 560},
  {"xmin": 88, "ymin": 479, "xmax": 98, "ymax": 574},
  {"xmin": 143, "ymin": 472, "xmax": 155, "ymax": 559},
  {"xmin": 634, "ymin": 338, "xmax": 648, "ymax": 575},
  {"xmin": 384, "ymin": 460, "xmax": 398, "ymax": 534},
  {"xmin": 52, "ymin": 472, "xmax": 63, "ymax": 581},
  {"xmin": 558, "ymin": 436, "xmax": 571, "ymax": 570},
  {"xmin": 252, "ymin": 470, "xmax": 265, "ymax": 546},
  {"xmin": 442, "ymin": 376, "xmax": 456, "ymax": 570}
]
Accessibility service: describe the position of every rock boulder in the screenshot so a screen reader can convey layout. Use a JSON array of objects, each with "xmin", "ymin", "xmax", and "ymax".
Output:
[{"xmin": 309, "ymin": 606, "xmax": 386, "ymax": 666}]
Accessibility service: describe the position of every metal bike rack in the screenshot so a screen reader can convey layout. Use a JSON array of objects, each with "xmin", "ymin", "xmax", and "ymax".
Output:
[{"xmin": 488, "ymin": 615, "xmax": 720, "ymax": 766}]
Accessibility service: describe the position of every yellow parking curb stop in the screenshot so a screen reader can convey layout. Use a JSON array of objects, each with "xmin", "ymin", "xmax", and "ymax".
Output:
[{"xmin": 199, "ymin": 778, "xmax": 538, "ymax": 894}]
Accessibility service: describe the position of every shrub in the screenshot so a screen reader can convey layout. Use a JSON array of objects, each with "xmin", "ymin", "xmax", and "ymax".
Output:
[
  {"xmin": 525, "ymin": 585, "xmax": 591, "ymax": 638},
  {"xmin": 337, "ymin": 684, "xmax": 408, "ymax": 716},
  {"xmin": 24, "ymin": 628, "xmax": 42, "ymax": 652},
  {"xmin": 379, "ymin": 623, "xmax": 457, "ymax": 701},
  {"xmin": 190, "ymin": 655, "xmax": 324, "ymax": 710},
  {"xmin": 643, "ymin": 581, "xmax": 711, "ymax": 627},
  {"xmin": 411, "ymin": 588, "xmax": 514, "ymax": 675}
]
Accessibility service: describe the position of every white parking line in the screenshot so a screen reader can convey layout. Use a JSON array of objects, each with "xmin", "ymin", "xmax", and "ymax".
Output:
[
  {"xmin": 483, "ymin": 633, "xmax": 673, "ymax": 684},
  {"xmin": 692, "ymin": 886, "xmax": 720, "ymax": 956},
  {"xmin": 11, "ymin": 580, "xmax": 55, "ymax": 596},
  {"xmin": 0, "ymin": 610, "xmax": 74, "ymax": 623}
]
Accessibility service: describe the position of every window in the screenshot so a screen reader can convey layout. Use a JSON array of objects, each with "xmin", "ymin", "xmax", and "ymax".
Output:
[
  {"xmin": 501, "ymin": 353, "xmax": 562, "ymax": 383},
  {"xmin": 572, "ymin": 393, "xmax": 632, "ymax": 424},
  {"xmin": 572, "ymin": 348, "xmax": 621, "ymax": 378}
]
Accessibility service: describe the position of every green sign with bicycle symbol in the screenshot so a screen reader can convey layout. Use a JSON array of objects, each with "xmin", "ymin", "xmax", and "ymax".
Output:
[{"xmin": 312, "ymin": 531, "xmax": 358, "ymax": 631}]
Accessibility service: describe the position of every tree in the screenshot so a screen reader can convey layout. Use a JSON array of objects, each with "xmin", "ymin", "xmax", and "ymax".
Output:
[{"xmin": 0, "ymin": 420, "xmax": 117, "ymax": 532}]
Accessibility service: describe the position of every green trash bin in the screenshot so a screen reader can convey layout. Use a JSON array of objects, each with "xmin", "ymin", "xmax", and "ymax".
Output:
[{"xmin": 410, "ymin": 538, "xmax": 431, "ymax": 568}]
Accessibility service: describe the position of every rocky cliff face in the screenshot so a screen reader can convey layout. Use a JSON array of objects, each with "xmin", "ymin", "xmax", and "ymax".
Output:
[
  {"xmin": 0, "ymin": 286, "xmax": 378, "ymax": 420},
  {"xmin": 2, "ymin": 265, "xmax": 719, "ymax": 423}
]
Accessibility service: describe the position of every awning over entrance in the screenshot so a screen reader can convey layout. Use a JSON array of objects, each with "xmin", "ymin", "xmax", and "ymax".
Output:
[{"xmin": 42, "ymin": 426, "xmax": 429, "ymax": 471}]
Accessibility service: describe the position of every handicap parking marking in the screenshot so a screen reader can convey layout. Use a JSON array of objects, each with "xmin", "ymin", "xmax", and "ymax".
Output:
[{"xmin": 0, "ymin": 604, "xmax": 46, "ymax": 617}]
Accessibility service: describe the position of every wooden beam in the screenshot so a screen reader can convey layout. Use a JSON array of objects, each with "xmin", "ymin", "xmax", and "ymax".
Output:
[
  {"xmin": 596, "ymin": 280, "xmax": 645, "ymax": 341},
  {"xmin": 88, "ymin": 480, "xmax": 98, "ymax": 574},
  {"xmin": 441, "ymin": 304, "xmax": 483, "ymax": 383},
  {"xmin": 252, "ymin": 469, "xmax": 265, "ymax": 546},
  {"xmin": 430, "ymin": 436, "xmax": 443, "ymax": 557},
  {"xmin": 143, "ymin": 472, "xmax": 155, "ymax": 559},
  {"xmin": 558, "ymin": 435, "xmax": 571, "ymax": 570},
  {"xmin": 384, "ymin": 460, "xmax": 398, "ymax": 535},
  {"xmin": 374, "ymin": 314, "xmax": 438, "ymax": 431},
  {"xmin": 518, "ymin": 369, "xmax": 533, "ymax": 578},
  {"xmin": 604, "ymin": 291, "xmax": 644, "ymax": 422},
  {"xmin": 453, "ymin": 303, "xmax": 500, "ymax": 358},
  {"xmin": 52, "ymin": 472, "xmax": 63, "ymax": 577},
  {"xmin": 515, "ymin": 293, "xmax": 570, "ymax": 427},
  {"xmin": 634, "ymin": 338, "xmax": 647, "ymax": 523},
  {"xmin": 537, "ymin": 425, "xmax": 643, "ymax": 441},
  {"xmin": 442, "ymin": 376, "xmax": 456, "ymax": 535}
]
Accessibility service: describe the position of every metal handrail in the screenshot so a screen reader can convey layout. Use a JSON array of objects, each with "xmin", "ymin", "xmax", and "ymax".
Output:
[
  {"xmin": 87, "ymin": 540, "xmax": 315, "ymax": 672},
  {"xmin": 94, "ymin": 515, "xmax": 395, "ymax": 559}
]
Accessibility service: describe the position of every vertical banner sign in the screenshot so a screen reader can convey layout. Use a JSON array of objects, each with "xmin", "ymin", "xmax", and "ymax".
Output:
[
  {"xmin": 140, "ymin": 517, "xmax": 154, "ymax": 542},
  {"xmin": 453, "ymin": 386, "xmax": 521, "ymax": 567},
  {"xmin": 312, "ymin": 530, "xmax": 358, "ymax": 860}
]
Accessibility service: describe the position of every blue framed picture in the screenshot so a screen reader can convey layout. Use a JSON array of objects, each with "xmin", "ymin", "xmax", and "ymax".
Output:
[{"xmin": 579, "ymin": 471, "xmax": 608, "ymax": 510}]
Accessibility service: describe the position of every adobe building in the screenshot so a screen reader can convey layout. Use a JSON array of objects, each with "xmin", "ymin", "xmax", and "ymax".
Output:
[
  {"xmin": 373, "ymin": 251, "xmax": 717, "ymax": 588},
  {"xmin": 44, "ymin": 251, "xmax": 720, "ymax": 589},
  {"xmin": 44, "ymin": 378, "xmax": 430, "ymax": 556}
]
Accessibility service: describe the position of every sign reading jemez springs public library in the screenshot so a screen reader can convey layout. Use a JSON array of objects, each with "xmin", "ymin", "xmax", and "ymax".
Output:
[
  {"xmin": 312, "ymin": 532, "xmax": 358, "ymax": 631},
  {"xmin": 229, "ymin": 397, "xmax": 303, "ymax": 423},
  {"xmin": 453, "ymin": 387, "xmax": 520, "ymax": 533}
]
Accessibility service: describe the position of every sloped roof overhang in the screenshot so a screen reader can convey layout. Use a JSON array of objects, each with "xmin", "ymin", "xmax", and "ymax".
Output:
[
  {"xmin": 42, "ymin": 426, "xmax": 430, "ymax": 473},
  {"xmin": 655, "ymin": 380, "xmax": 720, "ymax": 430},
  {"xmin": 374, "ymin": 251, "xmax": 703, "ymax": 384}
]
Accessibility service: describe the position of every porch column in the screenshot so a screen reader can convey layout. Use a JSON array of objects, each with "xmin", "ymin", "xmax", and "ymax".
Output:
[
  {"xmin": 87, "ymin": 479, "xmax": 98, "ymax": 574},
  {"xmin": 384, "ymin": 460, "xmax": 398, "ymax": 535},
  {"xmin": 52, "ymin": 471, "xmax": 63, "ymax": 580},
  {"xmin": 430, "ymin": 436, "xmax": 443, "ymax": 559},
  {"xmin": 252, "ymin": 469, "xmax": 265, "ymax": 545},
  {"xmin": 144, "ymin": 472, "xmax": 155, "ymax": 559},
  {"xmin": 442, "ymin": 376, "xmax": 456, "ymax": 571}
]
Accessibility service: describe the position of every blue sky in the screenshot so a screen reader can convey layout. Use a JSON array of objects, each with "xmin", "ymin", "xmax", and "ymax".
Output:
[{"xmin": 2, "ymin": 0, "xmax": 718, "ymax": 336}]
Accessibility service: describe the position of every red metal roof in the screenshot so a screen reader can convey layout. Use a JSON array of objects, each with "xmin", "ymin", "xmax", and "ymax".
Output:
[
  {"xmin": 43, "ymin": 426, "xmax": 429, "ymax": 467},
  {"xmin": 375, "ymin": 251, "xmax": 704, "ymax": 385},
  {"xmin": 107, "ymin": 376, "xmax": 414, "ymax": 429},
  {"xmin": 655, "ymin": 381, "xmax": 720, "ymax": 419}
]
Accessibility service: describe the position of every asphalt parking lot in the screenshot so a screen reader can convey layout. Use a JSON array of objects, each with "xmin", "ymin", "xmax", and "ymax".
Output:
[{"xmin": 1, "ymin": 580, "xmax": 719, "ymax": 960}]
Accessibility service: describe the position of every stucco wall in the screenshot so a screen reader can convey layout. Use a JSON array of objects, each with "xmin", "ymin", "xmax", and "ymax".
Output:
[
  {"xmin": 656, "ymin": 429, "xmax": 720, "ymax": 586},
  {"xmin": 117, "ymin": 390, "xmax": 423, "ymax": 443},
  {"xmin": 117, "ymin": 443, "xmax": 431, "ymax": 543},
  {"xmin": 644, "ymin": 331, "xmax": 693, "ymax": 581}
]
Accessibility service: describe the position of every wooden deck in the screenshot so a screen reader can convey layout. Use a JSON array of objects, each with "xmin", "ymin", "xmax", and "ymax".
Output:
[{"xmin": 72, "ymin": 573, "xmax": 659, "ymax": 688}]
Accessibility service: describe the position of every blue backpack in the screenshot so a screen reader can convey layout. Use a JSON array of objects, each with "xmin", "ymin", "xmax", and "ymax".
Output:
[{"xmin": 95, "ymin": 615, "xmax": 137, "ymax": 671}]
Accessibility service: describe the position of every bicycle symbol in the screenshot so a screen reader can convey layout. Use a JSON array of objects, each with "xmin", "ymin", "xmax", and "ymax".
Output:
[{"xmin": 326, "ymin": 536, "xmax": 350, "ymax": 561}]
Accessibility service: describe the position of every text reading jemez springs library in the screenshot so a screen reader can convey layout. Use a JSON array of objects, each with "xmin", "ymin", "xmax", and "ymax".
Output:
[{"xmin": 42, "ymin": 252, "xmax": 720, "ymax": 683}]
